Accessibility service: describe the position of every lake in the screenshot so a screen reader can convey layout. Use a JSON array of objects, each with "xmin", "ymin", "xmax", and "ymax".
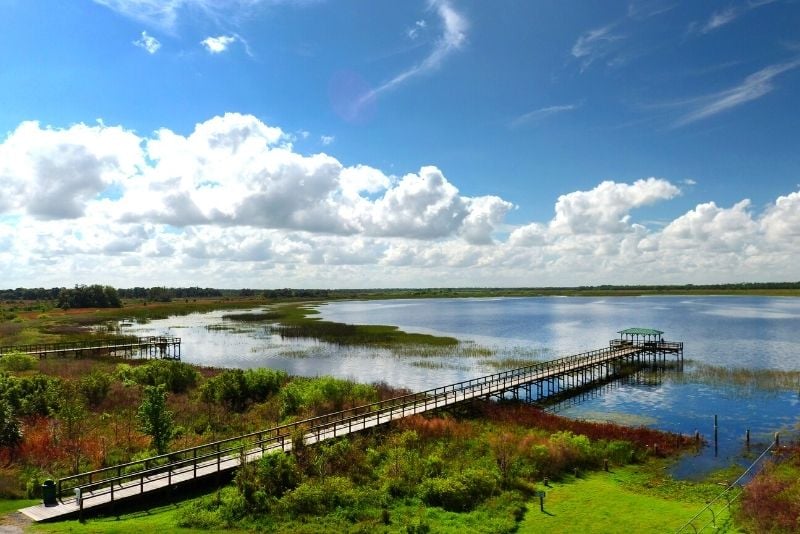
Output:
[{"xmin": 119, "ymin": 296, "xmax": 800, "ymax": 478}]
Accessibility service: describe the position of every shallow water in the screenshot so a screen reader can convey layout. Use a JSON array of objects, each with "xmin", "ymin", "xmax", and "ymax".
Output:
[{"xmin": 119, "ymin": 296, "xmax": 800, "ymax": 478}]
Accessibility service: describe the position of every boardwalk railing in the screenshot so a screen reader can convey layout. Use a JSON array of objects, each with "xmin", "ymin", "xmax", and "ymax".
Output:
[{"xmin": 0, "ymin": 337, "xmax": 181, "ymax": 359}]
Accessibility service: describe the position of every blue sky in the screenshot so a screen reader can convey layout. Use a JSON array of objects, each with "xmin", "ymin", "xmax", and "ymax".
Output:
[{"xmin": 1, "ymin": 0, "xmax": 799, "ymax": 288}]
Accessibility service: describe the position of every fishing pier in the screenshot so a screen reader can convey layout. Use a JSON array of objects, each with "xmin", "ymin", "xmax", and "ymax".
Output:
[{"xmin": 20, "ymin": 328, "xmax": 681, "ymax": 522}]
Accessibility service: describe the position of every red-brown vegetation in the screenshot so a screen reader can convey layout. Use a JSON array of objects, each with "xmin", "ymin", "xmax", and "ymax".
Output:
[
  {"xmin": 397, "ymin": 414, "xmax": 476, "ymax": 440},
  {"xmin": 477, "ymin": 402, "xmax": 694, "ymax": 456},
  {"xmin": 738, "ymin": 446, "xmax": 800, "ymax": 533}
]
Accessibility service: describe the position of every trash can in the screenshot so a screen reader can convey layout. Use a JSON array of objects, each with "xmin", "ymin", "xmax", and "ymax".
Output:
[{"xmin": 42, "ymin": 479, "xmax": 57, "ymax": 506}]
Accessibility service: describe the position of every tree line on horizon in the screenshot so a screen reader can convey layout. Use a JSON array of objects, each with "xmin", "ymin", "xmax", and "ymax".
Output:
[{"xmin": 1, "ymin": 282, "xmax": 799, "ymax": 307}]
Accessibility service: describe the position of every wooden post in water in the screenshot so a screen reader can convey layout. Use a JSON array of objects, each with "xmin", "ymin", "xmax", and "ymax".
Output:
[
  {"xmin": 714, "ymin": 415, "xmax": 718, "ymax": 457},
  {"xmin": 775, "ymin": 432, "xmax": 780, "ymax": 447},
  {"xmin": 745, "ymin": 428, "xmax": 750, "ymax": 450}
]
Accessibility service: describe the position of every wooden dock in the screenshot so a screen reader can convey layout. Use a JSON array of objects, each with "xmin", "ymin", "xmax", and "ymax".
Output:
[
  {"xmin": 0, "ymin": 336, "xmax": 181, "ymax": 360},
  {"xmin": 20, "ymin": 331, "xmax": 681, "ymax": 522}
]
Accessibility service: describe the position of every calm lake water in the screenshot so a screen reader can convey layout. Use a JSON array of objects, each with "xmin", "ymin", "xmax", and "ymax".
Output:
[{"xmin": 119, "ymin": 296, "xmax": 800, "ymax": 478}]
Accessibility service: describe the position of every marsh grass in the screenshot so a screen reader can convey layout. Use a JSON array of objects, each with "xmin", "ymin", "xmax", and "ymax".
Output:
[
  {"xmin": 479, "ymin": 357, "xmax": 546, "ymax": 370},
  {"xmin": 222, "ymin": 311, "xmax": 283, "ymax": 322},
  {"xmin": 409, "ymin": 360, "xmax": 471, "ymax": 371},
  {"xmin": 680, "ymin": 361, "xmax": 800, "ymax": 391},
  {"xmin": 389, "ymin": 343, "xmax": 491, "ymax": 358},
  {"xmin": 277, "ymin": 347, "xmax": 330, "ymax": 359}
]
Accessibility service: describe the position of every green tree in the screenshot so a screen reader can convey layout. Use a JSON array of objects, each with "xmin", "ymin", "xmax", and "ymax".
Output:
[
  {"xmin": 0, "ymin": 399, "xmax": 22, "ymax": 465},
  {"xmin": 136, "ymin": 385, "xmax": 175, "ymax": 455},
  {"xmin": 57, "ymin": 383, "xmax": 90, "ymax": 474}
]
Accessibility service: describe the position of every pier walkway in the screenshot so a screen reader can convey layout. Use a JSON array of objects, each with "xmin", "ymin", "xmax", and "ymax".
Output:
[
  {"xmin": 0, "ymin": 337, "xmax": 181, "ymax": 360},
  {"xmin": 20, "ymin": 330, "xmax": 681, "ymax": 522}
]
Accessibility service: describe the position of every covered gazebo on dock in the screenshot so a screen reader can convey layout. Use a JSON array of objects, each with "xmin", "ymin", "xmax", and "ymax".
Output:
[{"xmin": 617, "ymin": 327, "xmax": 664, "ymax": 345}]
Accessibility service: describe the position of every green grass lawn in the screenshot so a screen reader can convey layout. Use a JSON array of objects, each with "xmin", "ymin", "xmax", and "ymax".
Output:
[
  {"xmin": 518, "ymin": 469, "xmax": 742, "ymax": 534},
  {"xmin": 26, "ymin": 502, "xmax": 249, "ymax": 534},
  {"xmin": 13, "ymin": 464, "xmax": 745, "ymax": 534},
  {"xmin": 0, "ymin": 498, "xmax": 38, "ymax": 515}
]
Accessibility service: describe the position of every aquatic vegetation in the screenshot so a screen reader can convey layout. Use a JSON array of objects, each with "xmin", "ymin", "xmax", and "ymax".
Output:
[
  {"xmin": 679, "ymin": 361, "xmax": 800, "ymax": 392},
  {"xmin": 257, "ymin": 304, "xmax": 460, "ymax": 348},
  {"xmin": 479, "ymin": 357, "xmax": 546, "ymax": 370},
  {"xmin": 222, "ymin": 311, "xmax": 283, "ymax": 322},
  {"xmin": 409, "ymin": 360, "xmax": 470, "ymax": 371}
]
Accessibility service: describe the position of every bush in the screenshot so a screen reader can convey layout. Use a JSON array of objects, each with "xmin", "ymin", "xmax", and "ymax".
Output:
[
  {"xmin": 235, "ymin": 452, "xmax": 300, "ymax": 510},
  {"xmin": 0, "ymin": 351, "xmax": 38, "ymax": 372},
  {"xmin": 418, "ymin": 468, "xmax": 499, "ymax": 512},
  {"xmin": 79, "ymin": 371, "xmax": 112, "ymax": 406},
  {"xmin": 280, "ymin": 476, "xmax": 357, "ymax": 516},
  {"xmin": 739, "ymin": 460, "xmax": 800, "ymax": 533},
  {"xmin": 548, "ymin": 431, "xmax": 598, "ymax": 470},
  {"xmin": 0, "ymin": 399, "xmax": 22, "ymax": 450},
  {"xmin": 279, "ymin": 376, "xmax": 376, "ymax": 417},
  {"xmin": 0, "ymin": 373, "xmax": 62, "ymax": 417},
  {"xmin": 604, "ymin": 440, "xmax": 635, "ymax": 465},
  {"xmin": 116, "ymin": 360, "xmax": 198, "ymax": 393},
  {"xmin": 201, "ymin": 368, "xmax": 287, "ymax": 412}
]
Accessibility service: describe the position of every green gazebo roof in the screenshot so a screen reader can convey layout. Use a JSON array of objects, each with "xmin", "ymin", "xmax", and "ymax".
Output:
[{"xmin": 618, "ymin": 328, "xmax": 664, "ymax": 336}]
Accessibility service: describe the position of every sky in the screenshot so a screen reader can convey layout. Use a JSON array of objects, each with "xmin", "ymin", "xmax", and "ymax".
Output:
[{"xmin": 0, "ymin": 0, "xmax": 799, "ymax": 289}]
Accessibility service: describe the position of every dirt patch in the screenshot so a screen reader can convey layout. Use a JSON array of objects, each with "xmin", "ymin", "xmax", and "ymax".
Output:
[{"xmin": 0, "ymin": 511, "xmax": 32, "ymax": 533}]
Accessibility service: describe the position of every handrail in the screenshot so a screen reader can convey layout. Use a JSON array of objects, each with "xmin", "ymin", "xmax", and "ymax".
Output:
[
  {"xmin": 0, "ymin": 336, "xmax": 180, "ymax": 356},
  {"xmin": 56, "ymin": 339, "xmax": 680, "ymax": 503}
]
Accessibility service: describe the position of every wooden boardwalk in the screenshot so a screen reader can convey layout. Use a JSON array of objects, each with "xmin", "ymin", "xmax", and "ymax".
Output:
[
  {"xmin": 20, "ymin": 338, "xmax": 682, "ymax": 522},
  {"xmin": 0, "ymin": 337, "xmax": 181, "ymax": 360}
]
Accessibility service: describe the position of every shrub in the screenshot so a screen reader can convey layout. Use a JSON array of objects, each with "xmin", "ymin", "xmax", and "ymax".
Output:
[
  {"xmin": 279, "ymin": 376, "xmax": 376, "ymax": 417},
  {"xmin": 739, "ymin": 461, "xmax": 800, "ymax": 533},
  {"xmin": 0, "ymin": 351, "xmax": 38, "ymax": 372},
  {"xmin": 280, "ymin": 476, "xmax": 356, "ymax": 516},
  {"xmin": 0, "ymin": 399, "xmax": 22, "ymax": 451},
  {"xmin": 201, "ymin": 368, "xmax": 287, "ymax": 412},
  {"xmin": 235, "ymin": 452, "xmax": 300, "ymax": 509},
  {"xmin": 604, "ymin": 440, "xmax": 635, "ymax": 465},
  {"xmin": 116, "ymin": 360, "xmax": 198, "ymax": 393},
  {"xmin": 418, "ymin": 468, "xmax": 499, "ymax": 511},
  {"xmin": 0, "ymin": 373, "xmax": 62, "ymax": 417},
  {"xmin": 79, "ymin": 371, "xmax": 112, "ymax": 406},
  {"xmin": 548, "ymin": 431, "xmax": 597, "ymax": 470}
]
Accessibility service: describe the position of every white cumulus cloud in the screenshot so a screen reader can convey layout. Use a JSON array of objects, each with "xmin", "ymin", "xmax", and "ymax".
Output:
[{"xmin": 2, "ymin": 113, "xmax": 800, "ymax": 287}]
